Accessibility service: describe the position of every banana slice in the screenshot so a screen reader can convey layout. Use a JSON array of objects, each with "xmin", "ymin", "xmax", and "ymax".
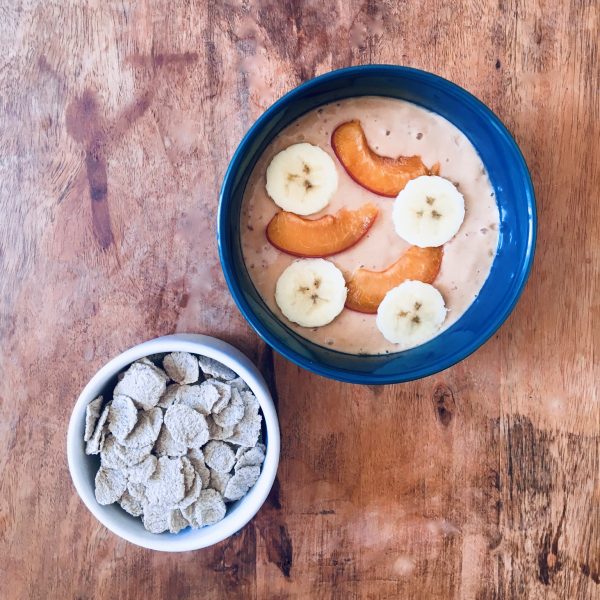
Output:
[
  {"xmin": 275, "ymin": 258, "xmax": 347, "ymax": 327},
  {"xmin": 376, "ymin": 280, "xmax": 447, "ymax": 347},
  {"xmin": 266, "ymin": 143, "xmax": 338, "ymax": 215},
  {"xmin": 392, "ymin": 175, "xmax": 465, "ymax": 247}
]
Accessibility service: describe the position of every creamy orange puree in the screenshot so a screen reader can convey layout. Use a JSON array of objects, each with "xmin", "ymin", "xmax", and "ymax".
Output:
[{"xmin": 240, "ymin": 96, "xmax": 499, "ymax": 354}]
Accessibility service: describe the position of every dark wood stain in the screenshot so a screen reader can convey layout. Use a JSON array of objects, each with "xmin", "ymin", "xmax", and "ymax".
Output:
[
  {"xmin": 264, "ymin": 524, "xmax": 293, "ymax": 578},
  {"xmin": 65, "ymin": 87, "xmax": 153, "ymax": 249},
  {"xmin": 432, "ymin": 383, "xmax": 456, "ymax": 427}
]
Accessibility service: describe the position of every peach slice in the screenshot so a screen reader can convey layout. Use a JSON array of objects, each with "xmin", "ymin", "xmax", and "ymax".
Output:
[
  {"xmin": 346, "ymin": 246, "xmax": 443, "ymax": 313},
  {"xmin": 331, "ymin": 120, "xmax": 439, "ymax": 197},
  {"xmin": 266, "ymin": 203, "xmax": 379, "ymax": 258}
]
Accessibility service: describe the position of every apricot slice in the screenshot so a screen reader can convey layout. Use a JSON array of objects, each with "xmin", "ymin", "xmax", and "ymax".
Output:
[
  {"xmin": 331, "ymin": 120, "xmax": 439, "ymax": 197},
  {"xmin": 266, "ymin": 203, "xmax": 379, "ymax": 258},
  {"xmin": 346, "ymin": 246, "xmax": 443, "ymax": 313}
]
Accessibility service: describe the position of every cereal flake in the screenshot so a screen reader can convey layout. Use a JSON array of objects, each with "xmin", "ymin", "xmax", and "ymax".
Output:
[
  {"xmin": 168, "ymin": 509, "xmax": 190, "ymax": 534},
  {"xmin": 164, "ymin": 404, "xmax": 209, "ymax": 448},
  {"xmin": 107, "ymin": 395, "xmax": 138, "ymax": 440},
  {"xmin": 95, "ymin": 466, "xmax": 128, "ymax": 505},
  {"xmin": 120, "ymin": 407, "xmax": 162, "ymax": 448},
  {"xmin": 197, "ymin": 355, "xmax": 237, "ymax": 381},
  {"xmin": 154, "ymin": 425, "xmax": 188, "ymax": 457},
  {"xmin": 224, "ymin": 466, "xmax": 261, "ymax": 501},
  {"xmin": 119, "ymin": 489, "xmax": 144, "ymax": 517},
  {"xmin": 114, "ymin": 441, "xmax": 153, "ymax": 466},
  {"xmin": 184, "ymin": 489, "xmax": 226, "ymax": 528},
  {"xmin": 142, "ymin": 503, "xmax": 170, "ymax": 534},
  {"xmin": 208, "ymin": 380, "xmax": 232, "ymax": 414},
  {"xmin": 113, "ymin": 362, "xmax": 166, "ymax": 410},
  {"xmin": 177, "ymin": 383, "xmax": 218, "ymax": 415},
  {"xmin": 209, "ymin": 469, "xmax": 232, "ymax": 496},
  {"xmin": 84, "ymin": 396, "xmax": 104, "ymax": 441},
  {"xmin": 127, "ymin": 454, "xmax": 158, "ymax": 484},
  {"xmin": 157, "ymin": 383, "xmax": 180, "ymax": 409},
  {"xmin": 212, "ymin": 387, "xmax": 244, "ymax": 428},
  {"xmin": 235, "ymin": 445, "xmax": 266, "ymax": 471},
  {"xmin": 100, "ymin": 435, "xmax": 128, "ymax": 470},
  {"xmin": 163, "ymin": 352, "xmax": 200, "ymax": 385},
  {"xmin": 144, "ymin": 456, "xmax": 185, "ymax": 507},
  {"xmin": 85, "ymin": 405, "xmax": 110, "ymax": 455},
  {"xmin": 203, "ymin": 440, "xmax": 236, "ymax": 473}
]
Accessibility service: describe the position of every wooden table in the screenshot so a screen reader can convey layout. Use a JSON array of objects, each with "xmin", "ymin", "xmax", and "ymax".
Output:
[{"xmin": 1, "ymin": 1, "xmax": 598, "ymax": 598}]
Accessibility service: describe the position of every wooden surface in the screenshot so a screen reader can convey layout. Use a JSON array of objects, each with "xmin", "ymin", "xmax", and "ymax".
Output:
[{"xmin": 0, "ymin": 1, "xmax": 598, "ymax": 598}]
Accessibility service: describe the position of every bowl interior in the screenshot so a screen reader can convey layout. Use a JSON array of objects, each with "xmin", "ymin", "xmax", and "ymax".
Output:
[
  {"xmin": 68, "ymin": 335, "xmax": 279, "ymax": 551},
  {"xmin": 219, "ymin": 66, "xmax": 536, "ymax": 384}
]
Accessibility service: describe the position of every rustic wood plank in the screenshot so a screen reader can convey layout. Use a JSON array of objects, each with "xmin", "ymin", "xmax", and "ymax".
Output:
[{"xmin": 0, "ymin": 1, "xmax": 597, "ymax": 599}]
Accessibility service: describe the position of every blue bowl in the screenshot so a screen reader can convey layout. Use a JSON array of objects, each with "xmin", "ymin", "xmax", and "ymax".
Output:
[{"xmin": 218, "ymin": 65, "xmax": 536, "ymax": 384}]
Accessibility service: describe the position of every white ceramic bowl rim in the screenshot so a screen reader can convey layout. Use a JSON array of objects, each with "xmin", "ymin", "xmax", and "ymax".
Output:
[{"xmin": 67, "ymin": 333, "xmax": 280, "ymax": 552}]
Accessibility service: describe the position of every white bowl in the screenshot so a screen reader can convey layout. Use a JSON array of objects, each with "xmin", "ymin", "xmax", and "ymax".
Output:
[{"xmin": 67, "ymin": 333, "xmax": 280, "ymax": 552}]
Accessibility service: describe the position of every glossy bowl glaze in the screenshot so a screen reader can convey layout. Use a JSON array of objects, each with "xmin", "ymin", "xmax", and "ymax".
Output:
[{"xmin": 218, "ymin": 65, "xmax": 536, "ymax": 384}]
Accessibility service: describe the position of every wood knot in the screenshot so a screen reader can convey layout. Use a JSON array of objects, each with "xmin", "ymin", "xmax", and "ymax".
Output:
[{"xmin": 432, "ymin": 383, "xmax": 456, "ymax": 427}]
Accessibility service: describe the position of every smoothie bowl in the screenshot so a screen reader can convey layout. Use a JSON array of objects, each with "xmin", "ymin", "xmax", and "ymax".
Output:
[{"xmin": 218, "ymin": 65, "xmax": 536, "ymax": 384}]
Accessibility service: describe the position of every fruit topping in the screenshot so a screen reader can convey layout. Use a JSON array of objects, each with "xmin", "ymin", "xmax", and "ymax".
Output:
[
  {"xmin": 266, "ymin": 203, "xmax": 378, "ymax": 257},
  {"xmin": 345, "ymin": 246, "xmax": 443, "ymax": 314},
  {"xmin": 331, "ymin": 120, "xmax": 438, "ymax": 197}
]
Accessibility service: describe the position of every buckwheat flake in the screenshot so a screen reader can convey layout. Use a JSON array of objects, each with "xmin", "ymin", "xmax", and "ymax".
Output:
[
  {"xmin": 164, "ymin": 404, "xmax": 209, "ymax": 448},
  {"xmin": 208, "ymin": 380, "xmax": 232, "ymax": 414},
  {"xmin": 85, "ymin": 405, "xmax": 110, "ymax": 455},
  {"xmin": 100, "ymin": 435, "xmax": 128, "ymax": 470},
  {"xmin": 240, "ymin": 390, "xmax": 261, "ymax": 417},
  {"xmin": 177, "ymin": 471, "xmax": 202, "ymax": 509},
  {"xmin": 212, "ymin": 388, "xmax": 245, "ymax": 428},
  {"xmin": 235, "ymin": 445, "xmax": 266, "ymax": 471},
  {"xmin": 197, "ymin": 462, "xmax": 211, "ymax": 489},
  {"xmin": 163, "ymin": 352, "xmax": 199, "ymax": 385},
  {"xmin": 119, "ymin": 489, "xmax": 144, "ymax": 517},
  {"xmin": 224, "ymin": 466, "xmax": 261, "ymax": 501},
  {"xmin": 113, "ymin": 362, "xmax": 167, "ymax": 410},
  {"xmin": 228, "ymin": 377, "xmax": 250, "ymax": 393},
  {"xmin": 225, "ymin": 392, "xmax": 262, "ymax": 447},
  {"xmin": 206, "ymin": 415, "xmax": 235, "ymax": 441},
  {"xmin": 181, "ymin": 456, "xmax": 196, "ymax": 491},
  {"xmin": 154, "ymin": 425, "xmax": 188, "ymax": 457},
  {"xmin": 84, "ymin": 396, "xmax": 104, "ymax": 441},
  {"xmin": 177, "ymin": 383, "xmax": 218, "ymax": 415},
  {"xmin": 197, "ymin": 355, "xmax": 237, "ymax": 381},
  {"xmin": 127, "ymin": 481, "xmax": 148, "ymax": 503},
  {"xmin": 187, "ymin": 447, "xmax": 205, "ymax": 463},
  {"xmin": 127, "ymin": 454, "xmax": 158, "ymax": 484},
  {"xmin": 186, "ymin": 448, "xmax": 210, "ymax": 488},
  {"xmin": 120, "ymin": 407, "xmax": 162, "ymax": 448},
  {"xmin": 157, "ymin": 383, "xmax": 180, "ymax": 409},
  {"xmin": 136, "ymin": 356, "xmax": 156, "ymax": 368},
  {"xmin": 114, "ymin": 441, "xmax": 153, "ymax": 466},
  {"xmin": 107, "ymin": 395, "xmax": 138, "ymax": 440},
  {"xmin": 95, "ymin": 466, "xmax": 128, "ymax": 505},
  {"xmin": 203, "ymin": 440, "xmax": 236, "ymax": 473},
  {"xmin": 168, "ymin": 509, "xmax": 190, "ymax": 534},
  {"xmin": 142, "ymin": 503, "xmax": 170, "ymax": 533},
  {"xmin": 186, "ymin": 448, "xmax": 205, "ymax": 469},
  {"xmin": 185, "ymin": 489, "xmax": 227, "ymax": 527},
  {"xmin": 144, "ymin": 456, "xmax": 185, "ymax": 507},
  {"xmin": 209, "ymin": 469, "xmax": 232, "ymax": 496}
]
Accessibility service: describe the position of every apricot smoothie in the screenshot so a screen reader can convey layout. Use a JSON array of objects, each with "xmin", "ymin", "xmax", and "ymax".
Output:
[{"xmin": 240, "ymin": 96, "xmax": 499, "ymax": 355}]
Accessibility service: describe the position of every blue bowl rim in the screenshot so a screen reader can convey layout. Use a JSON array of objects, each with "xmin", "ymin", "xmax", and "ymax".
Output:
[{"xmin": 218, "ymin": 64, "xmax": 537, "ymax": 384}]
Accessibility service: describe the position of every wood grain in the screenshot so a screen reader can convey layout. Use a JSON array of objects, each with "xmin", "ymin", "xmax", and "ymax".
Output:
[{"xmin": 0, "ymin": 1, "xmax": 598, "ymax": 598}]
